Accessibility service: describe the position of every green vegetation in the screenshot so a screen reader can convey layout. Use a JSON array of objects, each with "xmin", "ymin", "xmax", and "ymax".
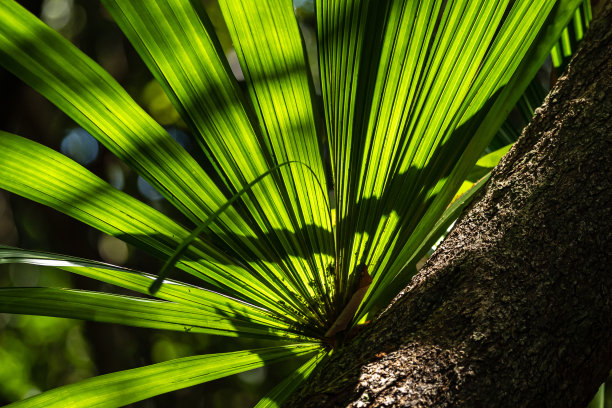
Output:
[{"xmin": 0, "ymin": 0, "xmax": 600, "ymax": 406}]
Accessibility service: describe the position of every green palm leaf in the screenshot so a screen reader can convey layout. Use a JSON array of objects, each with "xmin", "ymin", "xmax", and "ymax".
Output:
[
  {"xmin": 4, "ymin": 344, "xmax": 322, "ymax": 408},
  {"xmin": 0, "ymin": 0, "xmax": 589, "ymax": 405},
  {"xmin": 551, "ymin": 0, "xmax": 591, "ymax": 67},
  {"xmin": 0, "ymin": 0, "xmax": 223, "ymax": 224},
  {"xmin": 346, "ymin": 0, "xmax": 583, "ymax": 321},
  {"xmin": 0, "ymin": 1, "xmax": 334, "ymax": 327},
  {"xmin": 254, "ymin": 349, "xmax": 328, "ymax": 407},
  {"xmin": 0, "ymin": 132, "xmax": 313, "ymax": 324},
  {"xmin": 0, "ymin": 245, "xmax": 317, "ymax": 340},
  {"xmin": 218, "ymin": 0, "xmax": 333, "ymax": 310},
  {"xmin": 150, "ymin": 160, "xmax": 331, "ymax": 295},
  {"xmin": 0, "ymin": 287, "xmax": 301, "ymax": 339},
  {"xmin": 101, "ymin": 0, "xmax": 335, "ymax": 323}
]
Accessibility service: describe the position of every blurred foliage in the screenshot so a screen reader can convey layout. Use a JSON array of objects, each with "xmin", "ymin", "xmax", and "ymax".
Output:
[{"xmin": 0, "ymin": 265, "xmax": 95, "ymax": 403}]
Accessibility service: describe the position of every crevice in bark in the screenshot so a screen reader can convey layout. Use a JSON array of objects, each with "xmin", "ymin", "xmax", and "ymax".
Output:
[{"xmin": 289, "ymin": 2, "xmax": 612, "ymax": 407}]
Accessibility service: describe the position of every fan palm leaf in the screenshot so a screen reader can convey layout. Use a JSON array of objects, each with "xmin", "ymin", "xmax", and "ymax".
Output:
[{"xmin": 0, "ymin": 0, "xmax": 586, "ymax": 405}]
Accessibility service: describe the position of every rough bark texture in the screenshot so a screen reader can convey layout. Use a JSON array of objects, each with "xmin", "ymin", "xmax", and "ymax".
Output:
[{"xmin": 289, "ymin": 3, "xmax": 612, "ymax": 407}]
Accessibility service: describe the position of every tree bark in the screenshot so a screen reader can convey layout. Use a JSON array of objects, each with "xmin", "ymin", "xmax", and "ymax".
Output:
[{"xmin": 289, "ymin": 2, "xmax": 612, "ymax": 407}]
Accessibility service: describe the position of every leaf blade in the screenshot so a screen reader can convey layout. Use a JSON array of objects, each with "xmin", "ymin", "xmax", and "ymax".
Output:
[
  {"xmin": 0, "ymin": 0, "xmax": 226, "ymax": 225},
  {"xmin": 0, "ymin": 245, "xmax": 317, "ymax": 339},
  {"xmin": 5, "ymin": 344, "xmax": 322, "ymax": 408},
  {"xmin": 254, "ymin": 349, "xmax": 329, "ymax": 408},
  {"xmin": 98, "ymin": 0, "xmax": 336, "ymax": 323},
  {"xmin": 0, "ymin": 287, "xmax": 308, "ymax": 339},
  {"xmin": 0, "ymin": 134, "xmax": 310, "ymax": 323}
]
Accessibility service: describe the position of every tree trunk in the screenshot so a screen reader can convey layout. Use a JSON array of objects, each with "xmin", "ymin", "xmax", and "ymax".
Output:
[{"xmin": 289, "ymin": 2, "xmax": 612, "ymax": 407}]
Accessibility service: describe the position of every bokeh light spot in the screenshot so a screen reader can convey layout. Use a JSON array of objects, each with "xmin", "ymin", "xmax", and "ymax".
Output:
[
  {"xmin": 97, "ymin": 235, "xmax": 129, "ymax": 265},
  {"xmin": 60, "ymin": 128, "xmax": 99, "ymax": 165},
  {"xmin": 237, "ymin": 367, "xmax": 267, "ymax": 385},
  {"xmin": 41, "ymin": 0, "xmax": 73, "ymax": 30},
  {"xmin": 137, "ymin": 176, "xmax": 164, "ymax": 201}
]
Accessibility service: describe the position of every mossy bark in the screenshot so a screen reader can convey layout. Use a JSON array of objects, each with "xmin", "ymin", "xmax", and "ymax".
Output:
[{"xmin": 289, "ymin": 2, "xmax": 612, "ymax": 407}]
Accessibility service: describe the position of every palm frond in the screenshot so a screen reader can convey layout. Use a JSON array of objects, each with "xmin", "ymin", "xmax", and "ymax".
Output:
[
  {"xmin": 102, "ymin": 0, "xmax": 335, "ymax": 324},
  {"xmin": 0, "ymin": 132, "xmax": 311, "ymax": 323},
  {"xmin": 0, "ymin": 245, "xmax": 317, "ymax": 340},
  {"xmin": 254, "ymin": 349, "xmax": 328, "ymax": 407},
  {"xmin": 4, "ymin": 344, "xmax": 321, "ymax": 408},
  {"xmin": 0, "ymin": 0, "xmax": 590, "ymax": 405}
]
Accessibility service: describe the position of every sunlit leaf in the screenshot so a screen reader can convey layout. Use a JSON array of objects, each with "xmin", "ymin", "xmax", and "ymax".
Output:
[
  {"xmin": 254, "ymin": 349, "xmax": 328, "ymax": 408},
  {"xmin": 0, "ymin": 132, "xmax": 313, "ymax": 323},
  {"xmin": 5, "ymin": 344, "xmax": 322, "ymax": 408},
  {"xmin": 102, "ymin": 0, "xmax": 335, "ymax": 326},
  {"xmin": 0, "ymin": 245, "xmax": 318, "ymax": 340}
]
